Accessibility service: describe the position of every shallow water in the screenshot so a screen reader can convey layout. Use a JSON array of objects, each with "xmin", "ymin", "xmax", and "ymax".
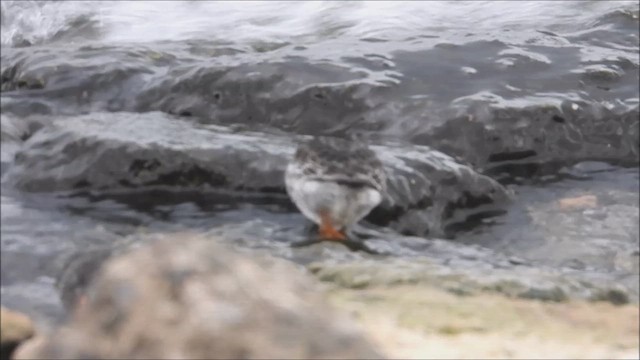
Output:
[
  {"xmin": 1, "ymin": 0, "xmax": 639, "ymax": 325},
  {"xmin": 1, "ymin": 1, "xmax": 637, "ymax": 47}
]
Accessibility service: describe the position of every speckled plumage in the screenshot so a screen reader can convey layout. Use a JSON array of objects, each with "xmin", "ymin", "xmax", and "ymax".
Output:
[
  {"xmin": 293, "ymin": 137, "xmax": 386, "ymax": 191},
  {"xmin": 285, "ymin": 136, "xmax": 387, "ymax": 238}
]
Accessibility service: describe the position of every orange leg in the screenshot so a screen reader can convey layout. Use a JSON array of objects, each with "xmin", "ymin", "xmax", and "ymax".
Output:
[{"xmin": 318, "ymin": 211, "xmax": 346, "ymax": 241}]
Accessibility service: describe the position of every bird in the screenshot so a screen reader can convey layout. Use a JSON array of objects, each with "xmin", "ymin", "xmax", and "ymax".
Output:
[{"xmin": 285, "ymin": 136, "xmax": 387, "ymax": 241}]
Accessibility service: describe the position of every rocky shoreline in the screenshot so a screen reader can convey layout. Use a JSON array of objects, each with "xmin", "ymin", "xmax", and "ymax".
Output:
[
  {"xmin": 2, "ymin": 233, "xmax": 638, "ymax": 359},
  {"xmin": 1, "ymin": 111, "xmax": 638, "ymax": 359},
  {"xmin": 1, "ymin": 109, "xmax": 637, "ymax": 359},
  {"xmin": 1, "ymin": 2, "xmax": 638, "ymax": 359}
]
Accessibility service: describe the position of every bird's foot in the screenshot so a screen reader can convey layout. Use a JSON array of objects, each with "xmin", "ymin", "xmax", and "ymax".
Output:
[
  {"xmin": 290, "ymin": 231, "xmax": 382, "ymax": 255},
  {"xmin": 317, "ymin": 211, "xmax": 347, "ymax": 241}
]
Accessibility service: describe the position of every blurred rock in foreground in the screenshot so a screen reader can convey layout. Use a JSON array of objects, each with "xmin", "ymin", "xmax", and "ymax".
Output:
[
  {"xmin": 0, "ymin": 307, "xmax": 35, "ymax": 360},
  {"xmin": 15, "ymin": 234, "xmax": 383, "ymax": 360}
]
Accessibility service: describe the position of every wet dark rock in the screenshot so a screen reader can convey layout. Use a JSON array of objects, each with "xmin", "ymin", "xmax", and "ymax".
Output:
[
  {"xmin": 0, "ymin": 45, "xmax": 157, "ymax": 109},
  {"xmin": 1, "ymin": 114, "xmax": 49, "ymax": 174},
  {"xmin": 455, "ymin": 166, "xmax": 639, "ymax": 298},
  {"xmin": 2, "ymin": 40, "xmax": 637, "ymax": 179},
  {"xmin": 134, "ymin": 60, "xmax": 374, "ymax": 136},
  {"xmin": 5, "ymin": 111, "xmax": 511, "ymax": 237},
  {"xmin": 0, "ymin": 115, "xmax": 29, "ymax": 143},
  {"xmin": 1, "ymin": 115, "xmax": 28, "ymax": 174},
  {"xmin": 413, "ymin": 104, "xmax": 639, "ymax": 182},
  {"xmin": 55, "ymin": 247, "xmax": 117, "ymax": 312},
  {"xmin": 15, "ymin": 235, "xmax": 384, "ymax": 360}
]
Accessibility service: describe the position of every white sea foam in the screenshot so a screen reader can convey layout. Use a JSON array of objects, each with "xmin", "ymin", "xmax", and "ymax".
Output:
[{"xmin": 1, "ymin": 0, "xmax": 637, "ymax": 47}]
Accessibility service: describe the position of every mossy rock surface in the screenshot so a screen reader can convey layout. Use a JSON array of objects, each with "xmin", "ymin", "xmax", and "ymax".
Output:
[{"xmin": 327, "ymin": 285, "xmax": 640, "ymax": 359}]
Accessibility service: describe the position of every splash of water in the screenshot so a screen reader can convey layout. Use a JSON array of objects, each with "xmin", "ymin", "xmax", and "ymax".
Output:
[{"xmin": 1, "ymin": 0, "xmax": 636, "ymax": 47}]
